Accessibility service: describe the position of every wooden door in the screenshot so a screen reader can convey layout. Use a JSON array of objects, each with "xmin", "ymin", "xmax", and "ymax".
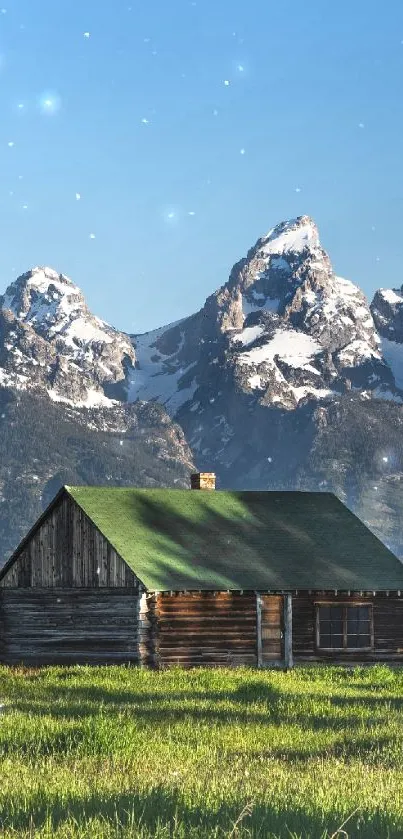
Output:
[{"xmin": 257, "ymin": 594, "xmax": 283, "ymax": 666}]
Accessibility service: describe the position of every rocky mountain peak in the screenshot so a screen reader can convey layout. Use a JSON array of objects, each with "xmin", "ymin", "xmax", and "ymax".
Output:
[
  {"xmin": 218, "ymin": 216, "xmax": 332, "ymax": 332},
  {"xmin": 1, "ymin": 267, "xmax": 94, "ymax": 340},
  {"xmin": 0, "ymin": 266, "xmax": 136, "ymax": 407},
  {"xmin": 1, "ymin": 267, "xmax": 83, "ymax": 324},
  {"xmin": 259, "ymin": 214, "xmax": 321, "ymax": 255},
  {"xmin": 129, "ymin": 215, "xmax": 397, "ymax": 430},
  {"xmin": 204, "ymin": 215, "xmax": 378, "ymax": 361}
]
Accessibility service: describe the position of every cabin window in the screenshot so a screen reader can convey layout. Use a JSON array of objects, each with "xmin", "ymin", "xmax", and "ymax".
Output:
[{"xmin": 316, "ymin": 604, "xmax": 373, "ymax": 651}]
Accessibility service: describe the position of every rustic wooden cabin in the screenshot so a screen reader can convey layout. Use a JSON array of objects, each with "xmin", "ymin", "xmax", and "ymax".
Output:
[{"xmin": 1, "ymin": 472, "xmax": 403, "ymax": 668}]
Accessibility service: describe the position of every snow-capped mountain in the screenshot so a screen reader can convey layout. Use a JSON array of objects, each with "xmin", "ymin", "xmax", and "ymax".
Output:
[
  {"xmin": 0, "ymin": 267, "xmax": 136, "ymax": 406},
  {"xmin": 129, "ymin": 217, "xmax": 399, "ymax": 416},
  {"xmin": 3, "ymin": 218, "xmax": 399, "ymax": 418},
  {"xmin": 128, "ymin": 215, "xmax": 399, "ymax": 458},
  {"xmin": 2, "ymin": 214, "xmax": 403, "ymax": 560}
]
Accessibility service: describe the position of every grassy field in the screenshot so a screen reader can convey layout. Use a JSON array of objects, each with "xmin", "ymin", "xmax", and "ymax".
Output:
[{"xmin": 0, "ymin": 665, "xmax": 402, "ymax": 837}]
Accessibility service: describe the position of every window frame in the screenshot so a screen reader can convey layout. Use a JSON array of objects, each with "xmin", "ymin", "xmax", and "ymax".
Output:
[{"xmin": 315, "ymin": 602, "xmax": 374, "ymax": 652}]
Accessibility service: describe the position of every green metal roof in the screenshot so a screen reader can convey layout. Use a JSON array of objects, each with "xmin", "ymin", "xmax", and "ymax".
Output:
[{"xmin": 65, "ymin": 486, "xmax": 403, "ymax": 591}]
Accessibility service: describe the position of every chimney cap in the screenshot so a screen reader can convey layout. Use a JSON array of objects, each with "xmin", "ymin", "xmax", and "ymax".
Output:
[{"xmin": 190, "ymin": 472, "xmax": 216, "ymax": 490}]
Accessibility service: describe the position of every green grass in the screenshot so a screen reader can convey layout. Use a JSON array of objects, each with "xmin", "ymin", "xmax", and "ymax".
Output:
[{"xmin": 0, "ymin": 665, "xmax": 402, "ymax": 837}]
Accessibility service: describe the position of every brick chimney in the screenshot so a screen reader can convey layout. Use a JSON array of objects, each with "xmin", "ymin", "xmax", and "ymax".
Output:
[{"xmin": 190, "ymin": 472, "xmax": 216, "ymax": 490}]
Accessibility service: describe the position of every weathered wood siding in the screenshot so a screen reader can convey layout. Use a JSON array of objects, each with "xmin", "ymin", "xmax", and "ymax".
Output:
[
  {"xmin": 0, "ymin": 588, "xmax": 140, "ymax": 665},
  {"xmin": 293, "ymin": 592, "xmax": 403, "ymax": 662},
  {"xmin": 0, "ymin": 494, "xmax": 138, "ymax": 588},
  {"xmin": 151, "ymin": 591, "xmax": 258, "ymax": 668}
]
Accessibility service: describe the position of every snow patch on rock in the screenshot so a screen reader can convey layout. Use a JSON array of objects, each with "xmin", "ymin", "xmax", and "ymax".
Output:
[
  {"xmin": 379, "ymin": 289, "xmax": 403, "ymax": 306},
  {"xmin": 128, "ymin": 318, "xmax": 197, "ymax": 414},
  {"xmin": 230, "ymin": 325, "xmax": 264, "ymax": 347},
  {"xmin": 237, "ymin": 329, "xmax": 322, "ymax": 370}
]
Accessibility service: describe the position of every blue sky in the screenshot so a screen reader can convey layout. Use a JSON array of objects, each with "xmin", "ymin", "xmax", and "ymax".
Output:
[{"xmin": 0, "ymin": 0, "xmax": 402, "ymax": 332}]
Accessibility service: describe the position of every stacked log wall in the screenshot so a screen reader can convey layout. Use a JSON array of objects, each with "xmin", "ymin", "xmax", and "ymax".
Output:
[
  {"xmin": 153, "ymin": 591, "xmax": 258, "ymax": 668},
  {"xmin": 292, "ymin": 592, "xmax": 403, "ymax": 662},
  {"xmin": 0, "ymin": 587, "xmax": 140, "ymax": 666}
]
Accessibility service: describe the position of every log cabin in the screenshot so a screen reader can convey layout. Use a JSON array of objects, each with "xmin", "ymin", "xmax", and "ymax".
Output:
[{"xmin": 1, "ymin": 472, "xmax": 403, "ymax": 668}]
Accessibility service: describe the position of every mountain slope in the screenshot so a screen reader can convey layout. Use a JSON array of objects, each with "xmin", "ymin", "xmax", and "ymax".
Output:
[{"xmin": 0, "ymin": 387, "xmax": 194, "ymax": 559}]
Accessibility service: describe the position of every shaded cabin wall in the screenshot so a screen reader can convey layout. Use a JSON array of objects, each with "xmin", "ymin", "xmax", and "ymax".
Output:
[
  {"xmin": 0, "ymin": 588, "xmax": 140, "ymax": 666},
  {"xmin": 0, "ymin": 493, "xmax": 142, "ymax": 666},
  {"xmin": 143, "ymin": 591, "xmax": 259, "ymax": 668},
  {"xmin": 0, "ymin": 493, "xmax": 139, "ymax": 589},
  {"xmin": 293, "ymin": 593, "xmax": 403, "ymax": 662}
]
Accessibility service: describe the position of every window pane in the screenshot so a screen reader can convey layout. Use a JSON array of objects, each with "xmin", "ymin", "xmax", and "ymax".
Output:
[
  {"xmin": 319, "ymin": 606, "xmax": 343, "ymax": 621},
  {"xmin": 347, "ymin": 619, "xmax": 370, "ymax": 635},
  {"xmin": 347, "ymin": 605, "xmax": 370, "ymax": 623},
  {"xmin": 347, "ymin": 634, "xmax": 371, "ymax": 648},
  {"xmin": 319, "ymin": 631, "xmax": 343, "ymax": 648},
  {"xmin": 320, "ymin": 619, "xmax": 343, "ymax": 636},
  {"xmin": 318, "ymin": 605, "xmax": 344, "ymax": 648},
  {"xmin": 346, "ymin": 605, "xmax": 372, "ymax": 649},
  {"xmin": 319, "ymin": 621, "xmax": 343, "ymax": 636}
]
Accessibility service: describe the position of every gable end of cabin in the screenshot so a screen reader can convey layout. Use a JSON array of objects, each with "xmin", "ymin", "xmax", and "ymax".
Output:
[
  {"xmin": 0, "ymin": 489, "xmax": 145, "ymax": 666},
  {"xmin": 0, "ymin": 488, "xmax": 140, "ymax": 589}
]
